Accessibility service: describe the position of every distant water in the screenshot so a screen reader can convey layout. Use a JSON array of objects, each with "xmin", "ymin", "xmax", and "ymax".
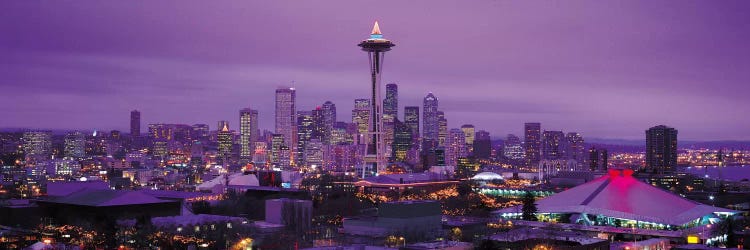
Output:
[{"xmin": 684, "ymin": 165, "xmax": 750, "ymax": 182}]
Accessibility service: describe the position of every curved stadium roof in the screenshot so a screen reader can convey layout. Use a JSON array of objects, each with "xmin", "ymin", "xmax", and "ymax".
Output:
[{"xmin": 497, "ymin": 169, "xmax": 735, "ymax": 226}]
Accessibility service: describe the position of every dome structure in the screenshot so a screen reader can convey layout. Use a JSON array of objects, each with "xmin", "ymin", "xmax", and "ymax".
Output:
[{"xmin": 471, "ymin": 172, "xmax": 504, "ymax": 181}]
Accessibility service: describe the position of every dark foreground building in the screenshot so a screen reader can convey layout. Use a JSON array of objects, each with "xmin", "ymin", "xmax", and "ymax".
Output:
[{"xmin": 36, "ymin": 188, "xmax": 181, "ymax": 227}]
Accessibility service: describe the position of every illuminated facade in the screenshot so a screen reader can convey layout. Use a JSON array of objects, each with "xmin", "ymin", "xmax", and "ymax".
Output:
[
  {"xmin": 63, "ymin": 131, "xmax": 85, "ymax": 158},
  {"xmin": 352, "ymin": 98, "xmax": 370, "ymax": 136},
  {"xmin": 542, "ymin": 130, "xmax": 564, "ymax": 160},
  {"xmin": 22, "ymin": 131, "xmax": 52, "ymax": 163},
  {"xmin": 524, "ymin": 122, "xmax": 541, "ymax": 168},
  {"xmin": 217, "ymin": 123, "xmax": 233, "ymax": 164},
  {"xmin": 275, "ymin": 87, "xmax": 297, "ymax": 163},
  {"xmin": 321, "ymin": 101, "xmax": 337, "ymax": 144},
  {"xmin": 239, "ymin": 108, "xmax": 258, "ymax": 164},
  {"xmin": 646, "ymin": 125, "xmax": 678, "ymax": 173},
  {"xmin": 422, "ymin": 93, "xmax": 439, "ymax": 149}
]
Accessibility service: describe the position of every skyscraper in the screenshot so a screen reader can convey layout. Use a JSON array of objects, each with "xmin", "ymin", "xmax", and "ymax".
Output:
[
  {"xmin": 359, "ymin": 21, "xmax": 395, "ymax": 176},
  {"xmin": 64, "ymin": 131, "xmax": 85, "ymax": 158},
  {"xmin": 240, "ymin": 108, "xmax": 259, "ymax": 164},
  {"xmin": 296, "ymin": 111, "xmax": 313, "ymax": 166},
  {"xmin": 542, "ymin": 130, "xmax": 564, "ymax": 160},
  {"xmin": 217, "ymin": 123, "xmax": 233, "ymax": 164},
  {"xmin": 422, "ymin": 93, "xmax": 439, "ymax": 148},
  {"xmin": 130, "ymin": 110, "xmax": 140, "ymax": 136},
  {"xmin": 275, "ymin": 87, "xmax": 296, "ymax": 162},
  {"xmin": 445, "ymin": 128, "xmax": 467, "ymax": 166},
  {"xmin": 321, "ymin": 101, "xmax": 337, "ymax": 144},
  {"xmin": 646, "ymin": 125, "xmax": 678, "ymax": 173},
  {"xmin": 391, "ymin": 119, "xmax": 413, "ymax": 162},
  {"xmin": 565, "ymin": 132, "xmax": 585, "ymax": 169},
  {"xmin": 383, "ymin": 83, "xmax": 398, "ymax": 123},
  {"xmin": 524, "ymin": 123, "xmax": 541, "ymax": 168},
  {"xmin": 404, "ymin": 106, "xmax": 420, "ymax": 138},
  {"xmin": 473, "ymin": 130, "xmax": 491, "ymax": 159},
  {"xmin": 437, "ymin": 111, "xmax": 447, "ymax": 147},
  {"xmin": 461, "ymin": 124, "xmax": 476, "ymax": 154},
  {"xmin": 352, "ymin": 99, "xmax": 371, "ymax": 136}
]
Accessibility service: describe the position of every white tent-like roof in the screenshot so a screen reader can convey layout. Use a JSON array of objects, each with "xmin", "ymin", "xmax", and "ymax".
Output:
[
  {"xmin": 496, "ymin": 169, "xmax": 736, "ymax": 226},
  {"xmin": 471, "ymin": 172, "xmax": 504, "ymax": 181}
]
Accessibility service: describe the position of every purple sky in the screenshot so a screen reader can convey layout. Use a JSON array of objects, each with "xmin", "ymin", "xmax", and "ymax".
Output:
[{"xmin": 1, "ymin": 1, "xmax": 749, "ymax": 140}]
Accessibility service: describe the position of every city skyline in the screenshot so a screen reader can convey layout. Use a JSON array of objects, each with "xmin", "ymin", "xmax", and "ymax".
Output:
[{"xmin": 2, "ymin": 1, "xmax": 750, "ymax": 140}]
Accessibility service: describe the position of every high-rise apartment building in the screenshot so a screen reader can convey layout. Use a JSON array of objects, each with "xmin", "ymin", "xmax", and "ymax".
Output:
[{"xmin": 646, "ymin": 125, "xmax": 678, "ymax": 173}]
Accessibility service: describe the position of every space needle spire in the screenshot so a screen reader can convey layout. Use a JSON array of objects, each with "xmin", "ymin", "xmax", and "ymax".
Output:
[{"xmin": 358, "ymin": 21, "xmax": 395, "ymax": 177}]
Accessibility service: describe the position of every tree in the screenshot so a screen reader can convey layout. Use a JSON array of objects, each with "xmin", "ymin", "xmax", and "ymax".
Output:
[{"xmin": 521, "ymin": 191, "xmax": 538, "ymax": 221}]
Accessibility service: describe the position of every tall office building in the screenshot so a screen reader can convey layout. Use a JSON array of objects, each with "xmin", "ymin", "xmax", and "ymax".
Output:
[
  {"xmin": 437, "ymin": 111, "xmax": 447, "ymax": 147},
  {"xmin": 565, "ymin": 132, "xmax": 585, "ymax": 168},
  {"xmin": 130, "ymin": 110, "xmax": 140, "ymax": 136},
  {"xmin": 270, "ymin": 134, "xmax": 285, "ymax": 167},
  {"xmin": 445, "ymin": 128, "xmax": 467, "ymax": 166},
  {"xmin": 358, "ymin": 21, "xmax": 395, "ymax": 175},
  {"xmin": 422, "ymin": 93, "xmax": 439, "ymax": 147},
  {"xmin": 404, "ymin": 106, "xmax": 420, "ymax": 138},
  {"xmin": 542, "ymin": 130, "xmax": 564, "ymax": 160},
  {"xmin": 217, "ymin": 123, "xmax": 233, "ymax": 164},
  {"xmin": 589, "ymin": 147, "xmax": 608, "ymax": 171},
  {"xmin": 217, "ymin": 120, "xmax": 229, "ymax": 132},
  {"xmin": 383, "ymin": 83, "xmax": 398, "ymax": 123},
  {"xmin": 646, "ymin": 125, "xmax": 678, "ymax": 173},
  {"xmin": 391, "ymin": 119, "xmax": 413, "ymax": 162},
  {"xmin": 275, "ymin": 87, "xmax": 297, "ymax": 161},
  {"xmin": 473, "ymin": 130, "xmax": 491, "ymax": 159},
  {"xmin": 504, "ymin": 134, "xmax": 525, "ymax": 161},
  {"xmin": 296, "ymin": 111, "xmax": 313, "ymax": 166},
  {"xmin": 311, "ymin": 107, "xmax": 326, "ymax": 141},
  {"xmin": 64, "ymin": 131, "xmax": 86, "ymax": 158},
  {"xmin": 321, "ymin": 101, "xmax": 337, "ymax": 144},
  {"xmin": 23, "ymin": 131, "xmax": 52, "ymax": 163},
  {"xmin": 524, "ymin": 123, "xmax": 541, "ymax": 168},
  {"xmin": 240, "ymin": 108, "xmax": 259, "ymax": 164},
  {"xmin": 352, "ymin": 99, "xmax": 371, "ymax": 136},
  {"xmin": 461, "ymin": 124, "xmax": 476, "ymax": 145}
]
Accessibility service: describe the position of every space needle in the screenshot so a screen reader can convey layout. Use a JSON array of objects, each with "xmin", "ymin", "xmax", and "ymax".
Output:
[{"xmin": 358, "ymin": 21, "xmax": 395, "ymax": 177}]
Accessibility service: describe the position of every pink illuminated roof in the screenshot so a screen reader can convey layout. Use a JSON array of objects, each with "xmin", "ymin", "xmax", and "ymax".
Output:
[{"xmin": 497, "ymin": 172, "xmax": 736, "ymax": 225}]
